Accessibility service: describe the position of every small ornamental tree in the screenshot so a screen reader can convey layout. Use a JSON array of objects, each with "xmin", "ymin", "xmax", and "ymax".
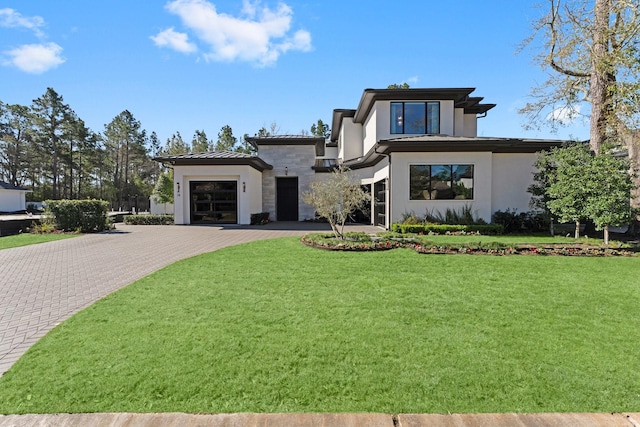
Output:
[
  {"xmin": 544, "ymin": 143, "xmax": 592, "ymax": 238},
  {"xmin": 151, "ymin": 170, "xmax": 174, "ymax": 213},
  {"xmin": 584, "ymin": 152, "xmax": 634, "ymax": 244},
  {"xmin": 302, "ymin": 166, "xmax": 370, "ymax": 239},
  {"xmin": 529, "ymin": 149, "xmax": 557, "ymax": 235}
]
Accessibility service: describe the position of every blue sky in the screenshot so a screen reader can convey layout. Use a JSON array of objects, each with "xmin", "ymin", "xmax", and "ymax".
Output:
[{"xmin": 0, "ymin": 1, "xmax": 590, "ymax": 147}]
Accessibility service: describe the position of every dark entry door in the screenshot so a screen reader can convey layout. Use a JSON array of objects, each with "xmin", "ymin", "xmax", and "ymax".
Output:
[
  {"xmin": 276, "ymin": 177, "xmax": 298, "ymax": 221},
  {"xmin": 190, "ymin": 181, "xmax": 237, "ymax": 224}
]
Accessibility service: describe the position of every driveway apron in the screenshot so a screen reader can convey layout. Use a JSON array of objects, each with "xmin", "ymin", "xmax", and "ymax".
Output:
[{"xmin": 0, "ymin": 223, "xmax": 378, "ymax": 375}]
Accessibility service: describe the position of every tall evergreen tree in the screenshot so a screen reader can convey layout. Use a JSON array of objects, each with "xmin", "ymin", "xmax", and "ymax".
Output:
[
  {"xmin": 310, "ymin": 119, "xmax": 330, "ymax": 138},
  {"xmin": 191, "ymin": 130, "xmax": 212, "ymax": 152},
  {"xmin": 0, "ymin": 102, "xmax": 32, "ymax": 188},
  {"xmin": 103, "ymin": 110, "xmax": 148, "ymax": 209},
  {"xmin": 215, "ymin": 125, "xmax": 237, "ymax": 151},
  {"xmin": 164, "ymin": 132, "xmax": 190, "ymax": 155},
  {"xmin": 31, "ymin": 88, "xmax": 72, "ymax": 199}
]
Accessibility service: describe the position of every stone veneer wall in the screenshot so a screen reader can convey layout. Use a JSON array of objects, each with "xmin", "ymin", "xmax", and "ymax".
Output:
[{"xmin": 258, "ymin": 145, "xmax": 319, "ymax": 221}]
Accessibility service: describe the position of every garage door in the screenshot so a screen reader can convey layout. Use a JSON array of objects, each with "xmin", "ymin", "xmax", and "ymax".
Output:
[{"xmin": 190, "ymin": 181, "xmax": 237, "ymax": 224}]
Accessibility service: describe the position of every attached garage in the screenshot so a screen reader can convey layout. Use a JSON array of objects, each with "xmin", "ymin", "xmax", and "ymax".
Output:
[{"xmin": 153, "ymin": 152, "xmax": 272, "ymax": 225}]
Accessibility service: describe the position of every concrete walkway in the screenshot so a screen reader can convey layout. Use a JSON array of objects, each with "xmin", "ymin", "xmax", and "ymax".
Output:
[
  {"xmin": 0, "ymin": 412, "xmax": 639, "ymax": 426},
  {"xmin": 0, "ymin": 222, "xmax": 375, "ymax": 375}
]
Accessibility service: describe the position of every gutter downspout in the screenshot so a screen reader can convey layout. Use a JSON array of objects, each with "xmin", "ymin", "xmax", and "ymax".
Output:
[{"xmin": 374, "ymin": 145, "xmax": 390, "ymax": 230}]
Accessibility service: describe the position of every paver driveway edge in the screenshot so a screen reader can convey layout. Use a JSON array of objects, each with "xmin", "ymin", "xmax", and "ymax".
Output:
[{"xmin": 0, "ymin": 223, "xmax": 377, "ymax": 376}]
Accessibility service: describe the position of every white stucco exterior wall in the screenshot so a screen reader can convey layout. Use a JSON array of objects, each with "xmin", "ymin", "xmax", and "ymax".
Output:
[
  {"xmin": 391, "ymin": 152, "xmax": 494, "ymax": 224},
  {"xmin": 0, "ymin": 189, "xmax": 26, "ymax": 212},
  {"xmin": 172, "ymin": 165, "xmax": 262, "ymax": 225},
  {"xmin": 361, "ymin": 100, "xmax": 457, "ymax": 156},
  {"xmin": 454, "ymin": 108, "xmax": 465, "ymax": 136},
  {"xmin": 362, "ymin": 104, "xmax": 379, "ymax": 156},
  {"xmin": 491, "ymin": 153, "xmax": 537, "ymax": 215},
  {"xmin": 463, "ymin": 114, "xmax": 477, "ymax": 137},
  {"xmin": 340, "ymin": 119, "xmax": 363, "ymax": 161}
]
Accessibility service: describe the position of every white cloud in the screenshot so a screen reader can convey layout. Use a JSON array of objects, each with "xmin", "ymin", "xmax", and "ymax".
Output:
[
  {"xmin": 3, "ymin": 43, "xmax": 65, "ymax": 74},
  {"xmin": 405, "ymin": 76, "xmax": 419, "ymax": 85},
  {"xmin": 0, "ymin": 8, "xmax": 45, "ymax": 38},
  {"xmin": 156, "ymin": 0, "xmax": 312, "ymax": 66},
  {"xmin": 150, "ymin": 27, "xmax": 197, "ymax": 53},
  {"xmin": 547, "ymin": 105, "xmax": 581, "ymax": 125}
]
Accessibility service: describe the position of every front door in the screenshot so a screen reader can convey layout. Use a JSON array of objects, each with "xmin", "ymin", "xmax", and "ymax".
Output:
[
  {"xmin": 276, "ymin": 177, "xmax": 298, "ymax": 221},
  {"xmin": 190, "ymin": 181, "xmax": 237, "ymax": 224}
]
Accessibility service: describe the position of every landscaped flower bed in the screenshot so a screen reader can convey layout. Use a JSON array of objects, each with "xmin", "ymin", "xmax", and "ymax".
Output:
[
  {"xmin": 300, "ymin": 232, "xmax": 403, "ymax": 251},
  {"xmin": 301, "ymin": 233, "xmax": 637, "ymax": 257}
]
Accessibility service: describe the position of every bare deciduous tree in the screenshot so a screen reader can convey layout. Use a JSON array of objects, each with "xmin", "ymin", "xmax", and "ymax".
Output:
[{"xmin": 302, "ymin": 166, "xmax": 370, "ymax": 239}]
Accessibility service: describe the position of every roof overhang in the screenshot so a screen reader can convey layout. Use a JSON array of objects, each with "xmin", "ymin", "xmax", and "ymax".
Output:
[
  {"xmin": 330, "ymin": 88, "xmax": 497, "ymax": 142},
  {"xmin": 153, "ymin": 153, "xmax": 273, "ymax": 172},
  {"xmin": 246, "ymin": 135, "xmax": 327, "ymax": 156},
  {"xmin": 354, "ymin": 88, "xmax": 483, "ymax": 123},
  {"xmin": 343, "ymin": 136, "xmax": 566, "ymax": 170},
  {"xmin": 330, "ymin": 109, "xmax": 356, "ymax": 142}
]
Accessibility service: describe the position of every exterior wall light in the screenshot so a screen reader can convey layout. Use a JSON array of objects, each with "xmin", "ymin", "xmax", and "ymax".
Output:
[
  {"xmin": 242, "ymin": 182, "xmax": 246, "ymax": 192},
  {"xmin": 176, "ymin": 182, "xmax": 180, "ymax": 196},
  {"xmin": 285, "ymin": 166, "xmax": 288, "ymax": 176}
]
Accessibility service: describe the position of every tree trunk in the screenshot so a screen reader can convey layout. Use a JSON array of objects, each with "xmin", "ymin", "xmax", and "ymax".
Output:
[
  {"xmin": 588, "ymin": 0, "xmax": 611, "ymax": 155},
  {"xmin": 625, "ymin": 130, "xmax": 640, "ymax": 210},
  {"xmin": 575, "ymin": 220, "xmax": 580, "ymax": 239},
  {"xmin": 603, "ymin": 225, "xmax": 609, "ymax": 245},
  {"xmin": 52, "ymin": 143, "xmax": 58, "ymax": 199}
]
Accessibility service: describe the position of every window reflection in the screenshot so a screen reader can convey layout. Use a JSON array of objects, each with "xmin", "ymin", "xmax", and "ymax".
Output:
[{"xmin": 409, "ymin": 164, "xmax": 474, "ymax": 200}]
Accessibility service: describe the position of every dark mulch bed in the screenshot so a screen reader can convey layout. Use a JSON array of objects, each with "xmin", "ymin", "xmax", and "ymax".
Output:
[{"xmin": 301, "ymin": 234, "xmax": 638, "ymax": 257}]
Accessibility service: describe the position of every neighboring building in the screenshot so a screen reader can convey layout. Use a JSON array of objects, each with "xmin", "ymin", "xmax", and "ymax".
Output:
[
  {"xmin": 154, "ymin": 88, "xmax": 565, "ymax": 228},
  {"xmin": 0, "ymin": 181, "xmax": 29, "ymax": 213}
]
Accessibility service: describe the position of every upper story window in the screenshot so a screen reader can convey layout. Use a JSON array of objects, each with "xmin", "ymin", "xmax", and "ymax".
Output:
[{"xmin": 391, "ymin": 102, "xmax": 440, "ymax": 134}]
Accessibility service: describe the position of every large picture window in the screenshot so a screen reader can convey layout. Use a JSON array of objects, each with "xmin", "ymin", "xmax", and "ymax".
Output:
[
  {"xmin": 409, "ymin": 164, "xmax": 474, "ymax": 200},
  {"xmin": 391, "ymin": 102, "xmax": 440, "ymax": 134}
]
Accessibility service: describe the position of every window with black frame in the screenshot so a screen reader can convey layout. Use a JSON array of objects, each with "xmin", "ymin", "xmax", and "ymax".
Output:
[
  {"xmin": 409, "ymin": 164, "xmax": 474, "ymax": 200},
  {"xmin": 391, "ymin": 101, "xmax": 440, "ymax": 134}
]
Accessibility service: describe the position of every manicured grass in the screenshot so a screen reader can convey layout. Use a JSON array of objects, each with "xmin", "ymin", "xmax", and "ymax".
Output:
[
  {"xmin": 0, "ymin": 232, "xmax": 78, "ymax": 250},
  {"xmin": 0, "ymin": 237, "xmax": 638, "ymax": 414}
]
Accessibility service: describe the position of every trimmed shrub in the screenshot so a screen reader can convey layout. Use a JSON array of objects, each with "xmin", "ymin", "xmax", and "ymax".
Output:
[
  {"xmin": 250, "ymin": 212, "xmax": 270, "ymax": 225},
  {"xmin": 124, "ymin": 214, "xmax": 174, "ymax": 225},
  {"xmin": 45, "ymin": 199, "xmax": 109, "ymax": 233},
  {"xmin": 492, "ymin": 209, "xmax": 550, "ymax": 234},
  {"xmin": 391, "ymin": 223, "xmax": 503, "ymax": 235}
]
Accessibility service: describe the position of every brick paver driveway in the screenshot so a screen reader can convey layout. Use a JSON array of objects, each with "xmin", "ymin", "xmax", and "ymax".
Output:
[{"xmin": 0, "ymin": 222, "xmax": 378, "ymax": 375}]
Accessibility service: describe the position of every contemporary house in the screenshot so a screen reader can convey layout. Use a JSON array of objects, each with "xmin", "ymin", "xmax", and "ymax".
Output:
[
  {"xmin": 154, "ymin": 88, "xmax": 564, "ymax": 228},
  {"xmin": 0, "ymin": 181, "xmax": 29, "ymax": 213}
]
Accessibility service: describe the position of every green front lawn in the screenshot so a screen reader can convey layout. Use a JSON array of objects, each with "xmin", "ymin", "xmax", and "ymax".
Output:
[
  {"xmin": 0, "ymin": 237, "xmax": 638, "ymax": 414},
  {"xmin": 0, "ymin": 232, "xmax": 78, "ymax": 250}
]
